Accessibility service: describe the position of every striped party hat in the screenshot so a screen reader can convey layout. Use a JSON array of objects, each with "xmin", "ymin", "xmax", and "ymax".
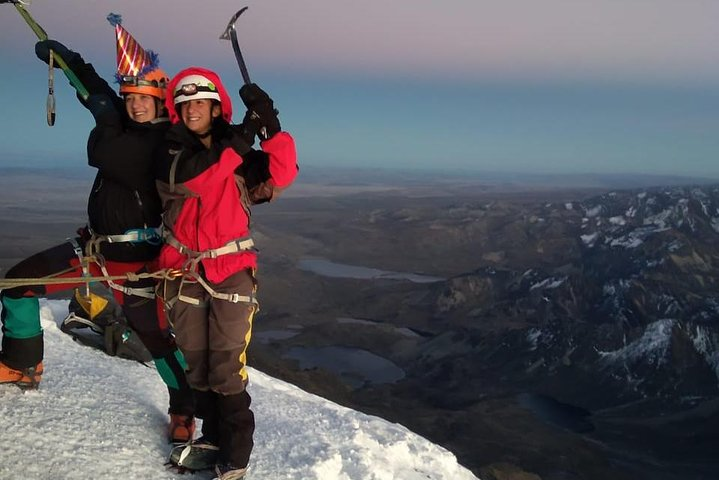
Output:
[{"xmin": 107, "ymin": 12, "xmax": 159, "ymax": 81}]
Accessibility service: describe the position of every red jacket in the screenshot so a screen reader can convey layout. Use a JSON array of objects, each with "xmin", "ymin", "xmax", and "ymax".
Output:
[{"xmin": 156, "ymin": 67, "xmax": 298, "ymax": 283}]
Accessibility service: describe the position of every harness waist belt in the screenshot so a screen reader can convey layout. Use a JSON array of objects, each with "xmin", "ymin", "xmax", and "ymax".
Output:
[
  {"xmin": 101, "ymin": 227, "xmax": 162, "ymax": 244},
  {"xmin": 164, "ymin": 231, "xmax": 255, "ymax": 260},
  {"xmin": 65, "ymin": 237, "xmax": 156, "ymax": 299}
]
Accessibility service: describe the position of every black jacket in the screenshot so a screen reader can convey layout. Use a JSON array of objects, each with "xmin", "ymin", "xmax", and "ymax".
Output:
[{"xmin": 69, "ymin": 56, "xmax": 166, "ymax": 262}]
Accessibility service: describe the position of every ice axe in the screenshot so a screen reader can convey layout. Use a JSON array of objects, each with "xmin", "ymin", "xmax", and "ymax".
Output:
[
  {"xmin": 2, "ymin": 0, "xmax": 89, "ymax": 126},
  {"xmin": 220, "ymin": 6, "xmax": 277, "ymax": 139},
  {"xmin": 220, "ymin": 6, "xmax": 252, "ymax": 85}
]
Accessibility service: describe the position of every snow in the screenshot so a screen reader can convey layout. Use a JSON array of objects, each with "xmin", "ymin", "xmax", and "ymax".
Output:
[
  {"xmin": 643, "ymin": 208, "xmax": 673, "ymax": 228},
  {"xmin": 711, "ymin": 217, "xmax": 719, "ymax": 234},
  {"xmin": 598, "ymin": 318, "xmax": 676, "ymax": 367},
  {"xmin": 605, "ymin": 225, "xmax": 670, "ymax": 249},
  {"xmin": 526, "ymin": 328, "xmax": 542, "ymax": 351},
  {"xmin": 0, "ymin": 299, "xmax": 478, "ymax": 480},
  {"xmin": 529, "ymin": 276, "xmax": 566, "ymax": 291},
  {"xmin": 608, "ymin": 234, "xmax": 644, "ymax": 249},
  {"xmin": 584, "ymin": 205, "xmax": 602, "ymax": 217},
  {"xmin": 689, "ymin": 325, "xmax": 719, "ymax": 385},
  {"xmin": 698, "ymin": 198, "xmax": 710, "ymax": 217},
  {"xmin": 580, "ymin": 232, "xmax": 599, "ymax": 247}
]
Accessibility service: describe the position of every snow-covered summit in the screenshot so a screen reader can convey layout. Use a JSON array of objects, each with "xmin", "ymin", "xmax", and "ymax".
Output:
[{"xmin": 0, "ymin": 299, "xmax": 478, "ymax": 480}]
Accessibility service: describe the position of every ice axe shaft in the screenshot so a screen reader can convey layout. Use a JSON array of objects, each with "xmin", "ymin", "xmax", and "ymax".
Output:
[
  {"xmin": 220, "ymin": 6, "xmax": 275, "ymax": 140},
  {"xmin": 220, "ymin": 6, "xmax": 251, "ymax": 85},
  {"xmin": 3, "ymin": 0, "xmax": 89, "ymax": 100}
]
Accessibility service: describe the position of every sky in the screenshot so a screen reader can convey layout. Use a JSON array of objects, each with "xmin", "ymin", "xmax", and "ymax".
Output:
[
  {"xmin": 1, "ymin": 1, "xmax": 719, "ymax": 177},
  {"xmin": 0, "ymin": 298, "xmax": 479, "ymax": 480}
]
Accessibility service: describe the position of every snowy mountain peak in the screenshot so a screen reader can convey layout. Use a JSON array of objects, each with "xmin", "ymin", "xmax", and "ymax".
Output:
[{"xmin": 0, "ymin": 299, "xmax": 478, "ymax": 480}]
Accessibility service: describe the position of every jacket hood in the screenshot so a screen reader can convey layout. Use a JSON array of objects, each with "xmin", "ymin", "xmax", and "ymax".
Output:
[{"xmin": 165, "ymin": 67, "xmax": 233, "ymax": 124}]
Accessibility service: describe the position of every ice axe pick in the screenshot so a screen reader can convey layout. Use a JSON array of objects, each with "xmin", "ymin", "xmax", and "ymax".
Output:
[
  {"xmin": 220, "ymin": 7, "xmax": 277, "ymax": 140},
  {"xmin": 220, "ymin": 6, "xmax": 252, "ymax": 85}
]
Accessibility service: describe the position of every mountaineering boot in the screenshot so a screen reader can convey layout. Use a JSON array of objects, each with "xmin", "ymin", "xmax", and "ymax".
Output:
[
  {"xmin": 169, "ymin": 413, "xmax": 196, "ymax": 444},
  {"xmin": 214, "ymin": 464, "xmax": 248, "ymax": 480},
  {"xmin": 0, "ymin": 360, "xmax": 43, "ymax": 389},
  {"xmin": 167, "ymin": 437, "xmax": 219, "ymax": 471}
]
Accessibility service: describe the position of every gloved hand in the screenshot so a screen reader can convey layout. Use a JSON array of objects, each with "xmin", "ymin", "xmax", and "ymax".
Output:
[
  {"xmin": 232, "ymin": 109, "xmax": 263, "ymax": 146},
  {"xmin": 35, "ymin": 39, "xmax": 80, "ymax": 67},
  {"xmin": 239, "ymin": 83, "xmax": 281, "ymax": 139},
  {"xmin": 226, "ymin": 133, "xmax": 252, "ymax": 156},
  {"xmin": 216, "ymin": 119, "xmax": 252, "ymax": 156}
]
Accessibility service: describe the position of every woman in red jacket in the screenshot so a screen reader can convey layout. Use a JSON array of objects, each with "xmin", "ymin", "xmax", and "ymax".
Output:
[{"xmin": 156, "ymin": 67, "xmax": 297, "ymax": 479}]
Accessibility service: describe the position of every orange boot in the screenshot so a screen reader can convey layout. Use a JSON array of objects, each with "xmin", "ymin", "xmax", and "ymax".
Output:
[
  {"xmin": 0, "ymin": 361, "xmax": 43, "ymax": 390},
  {"xmin": 169, "ymin": 414, "xmax": 196, "ymax": 444}
]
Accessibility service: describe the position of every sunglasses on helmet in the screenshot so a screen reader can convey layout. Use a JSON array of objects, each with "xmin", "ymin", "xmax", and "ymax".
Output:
[
  {"xmin": 174, "ymin": 82, "xmax": 218, "ymax": 98},
  {"xmin": 120, "ymin": 75, "xmax": 167, "ymax": 88}
]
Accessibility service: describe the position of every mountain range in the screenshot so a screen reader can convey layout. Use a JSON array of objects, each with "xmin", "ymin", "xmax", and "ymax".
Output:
[
  {"xmin": 251, "ymin": 180, "xmax": 719, "ymax": 480},
  {"xmin": 2, "ymin": 167, "xmax": 718, "ymax": 479}
]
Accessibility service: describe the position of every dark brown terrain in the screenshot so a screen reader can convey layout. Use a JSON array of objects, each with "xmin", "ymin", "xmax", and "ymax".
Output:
[{"xmin": 2, "ymin": 166, "xmax": 718, "ymax": 480}]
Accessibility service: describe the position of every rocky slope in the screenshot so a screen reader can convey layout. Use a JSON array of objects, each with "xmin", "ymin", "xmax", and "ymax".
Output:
[{"xmin": 251, "ymin": 183, "xmax": 719, "ymax": 480}]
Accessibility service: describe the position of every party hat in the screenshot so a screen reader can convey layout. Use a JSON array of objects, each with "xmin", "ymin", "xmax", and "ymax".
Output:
[{"xmin": 107, "ymin": 12, "xmax": 159, "ymax": 81}]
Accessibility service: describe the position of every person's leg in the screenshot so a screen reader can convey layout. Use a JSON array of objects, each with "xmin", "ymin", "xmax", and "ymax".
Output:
[
  {"xmin": 216, "ymin": 390, "xmax": 254, "ymax": 471},
  {"xmin": 1, "ymin": 240, "xmax": 84, "ymax": 387},
  {"xmin": 195, "ymin": 389, "xmax": 220, "ymax": 443},
  {"xmin": 167, "ymin": 388, "xmax": 220, "ymax": 470},
  {"xmin": 112, "ymin": 265, "xmax": 195, "ymax": 441},
  {"xmin": 161, "ymin": 277, "xmax": 214, "ymax": 428},
  {"xmin": 161, "ymin": 278, "xmax": 210, "ymax": 390},
  {"xmin": 162, "ymin": 278, "xmax": 218, "ymax": 469},
  {"xmin": 207, "ymin": 269, "xmax": 257, "ymax": 469},
  {"xmin": 0, "ymin": 296, "xmax": 44, "ymax": 388}
]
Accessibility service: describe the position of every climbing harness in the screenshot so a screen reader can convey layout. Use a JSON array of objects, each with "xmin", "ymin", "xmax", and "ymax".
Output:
[
  {"xmin": 0, "ymin": 235, "xmax": 169, "ymax": 295},
  {"xmin": 0, "ymin": 265, "xmax": 172, "ymax": 290},
  {"xmin": 68, "ymin": 237, "xmax": 92, "ymax": 297},
  {"xmin": 85, "ymin": 227, "xmax": 162, "ymax": 250},
  {"xmin": 169, "ymin": 270, "xmax": 259, "ymax": 308},
  {"xmin": 162, "ymin": 150, "xmax": 258, "ymax": 309},
  {"xmin": 0, "ymin": 233, "xmax": 259, "ymax": 309},
  {"xmin": 164, "ymin": 231, "xmax": 255, "ymax": 262},
  {"xmin": 94, "ymin": 254, "xmax": 156, "ymax": 299},
  {"xmin": 80, "ymin": 233, "xmax": 159, "ymax": 299},
  {"xmin": 159, "ymin": 230, "xmax": 259, "ymax": 309}
]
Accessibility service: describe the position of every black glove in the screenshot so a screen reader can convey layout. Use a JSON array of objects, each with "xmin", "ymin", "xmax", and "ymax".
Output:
[
  {"xmin": 232, "ymin": 109, "xmax": 263, "ymax": 146},
  {"xmin": 35, "ymin": 39, "xmax": 80, "ymax": 67},
  {"xmin": 239, "ymin": 83, "xmax": 281, "ymax": 139},
  {"xmin": 216, "ymin": 119, "xmax": 252, "ymax": 156},
  {"xmin": 226, "ymin": 133, "xmax": 252, "ymax": 156}
]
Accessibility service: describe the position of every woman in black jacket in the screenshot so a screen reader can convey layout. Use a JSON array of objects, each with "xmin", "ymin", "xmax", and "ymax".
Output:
[{"xmin": 0, "ymin": 24, "xmax": 195, "ymax": 444}]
